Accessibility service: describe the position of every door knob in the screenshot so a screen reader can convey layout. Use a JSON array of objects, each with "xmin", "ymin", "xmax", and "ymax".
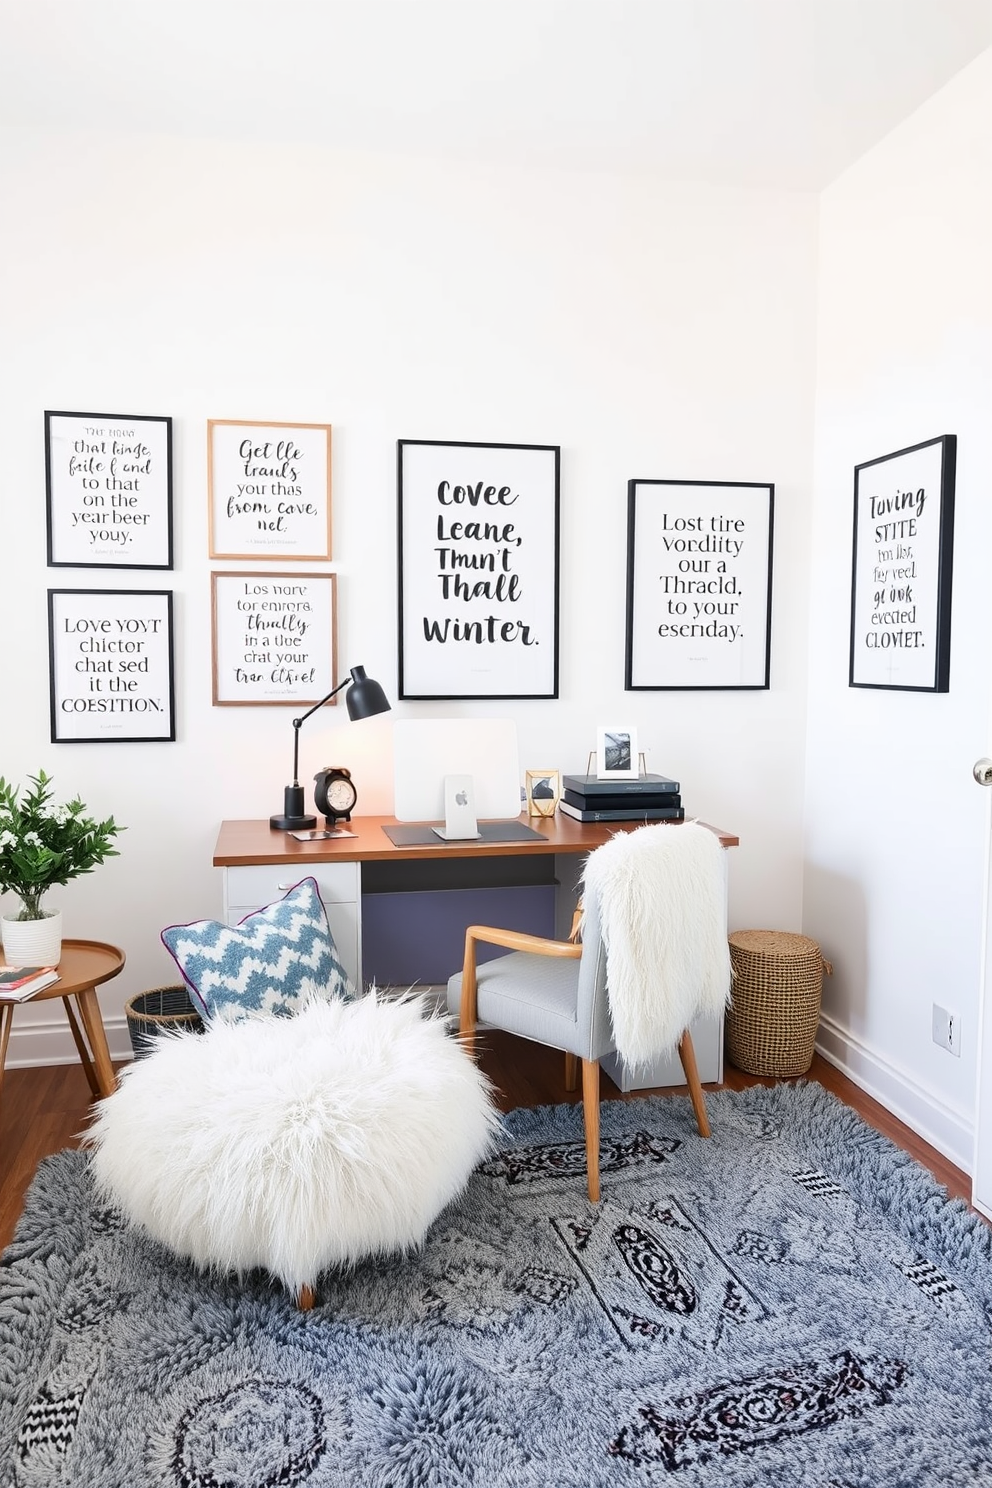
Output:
[{"xmin": 974, "ymin": 758, "xmax": 992, "ymax": 786}]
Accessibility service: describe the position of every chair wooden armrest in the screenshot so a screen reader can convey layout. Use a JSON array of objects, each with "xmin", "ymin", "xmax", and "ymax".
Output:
[
  {"xmin": 464, "ymin": 924, "xmax": 583, "ymax": 960},
  {"xmin": 458, "ymin": 924, "xmax": 582, "ymax": 1055}
]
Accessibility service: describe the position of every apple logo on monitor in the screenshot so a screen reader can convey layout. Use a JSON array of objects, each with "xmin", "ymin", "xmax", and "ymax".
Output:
[{"xmin": 455, "ymin": 789, "xmax": 468, "ymax": 805}]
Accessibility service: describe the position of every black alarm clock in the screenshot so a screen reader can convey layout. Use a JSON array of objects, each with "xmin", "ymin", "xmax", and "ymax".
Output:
[{"xmin": 313, "ymin": 766, "xmax": 357, "ymax": 826}]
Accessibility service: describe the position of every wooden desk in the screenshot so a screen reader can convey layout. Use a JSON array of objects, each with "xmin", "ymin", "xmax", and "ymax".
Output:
[
  {"xmin": 214, "ymin": 814, "xmax": 738, "ymax": 1091},
  {"xmin": 213, "ymin": 813, "xmax": 738, "ymax": 998},
  {"xmin": 0, "ymin": 938, "xmax": 124, "ymax": 1112},
  {"xmin": 213, "ymin": 813, "xmax": 738, "ymax": 867}
]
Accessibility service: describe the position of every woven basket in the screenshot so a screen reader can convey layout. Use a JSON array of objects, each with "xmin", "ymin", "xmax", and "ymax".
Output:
[
  {"xmin": 125, "ymin": 984, "xmax": 204, "ymax": 1059},
  {"xmin": 726, "ymin": 930, "xmax": 829, "ymax": 1077}
]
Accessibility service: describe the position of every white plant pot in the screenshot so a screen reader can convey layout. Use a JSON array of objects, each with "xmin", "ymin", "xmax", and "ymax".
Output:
[{"xmin": 1, "ymin": 909, "xmax": 63, "ymax": 968}]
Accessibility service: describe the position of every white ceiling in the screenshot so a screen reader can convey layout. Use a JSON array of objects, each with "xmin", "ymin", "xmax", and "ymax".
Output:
[{"xmin": 2, "ymin": 0, "xmax": 991, "ymax": 190}]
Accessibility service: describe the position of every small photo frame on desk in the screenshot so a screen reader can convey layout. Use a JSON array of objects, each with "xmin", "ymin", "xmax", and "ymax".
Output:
[
  {"xmin": 525, "ymin": 769, "xmax": 561, "ymax": 817},
  {"xmin": 596, "ymin": 727, "xmax": 639, "ymax": 780}
]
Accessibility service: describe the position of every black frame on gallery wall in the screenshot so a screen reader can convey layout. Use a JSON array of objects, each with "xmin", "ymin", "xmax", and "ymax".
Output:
[
  {"xmin": 625, "ymin": 479, "xmax": 773, "ymax": 690},
  {"xmin": 48, "ymin": 589, "xmax": 175, "ymax": 743},
  {"xmin": 849, "ymin": 435, "xmax": 956, "ymax": 693},
  {"xmin": 211, "ymin": 571, "xmax": 338, "ymax": 706},
  {"xmin": 397, "ymin": 439, "xmax": 560, "ymax": 699},
  {"xmin": 45, "ymin": 410, "xmax": 174, "ymax": 570},
  {"xmin": 207, "ymin": 419, "xmax": 333, "ymax": 561}
]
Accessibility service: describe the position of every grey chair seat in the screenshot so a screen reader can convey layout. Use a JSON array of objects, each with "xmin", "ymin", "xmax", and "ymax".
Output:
[{"xmin": 449, "ymin": 949, "xmax": 595, "ymax": 1056}]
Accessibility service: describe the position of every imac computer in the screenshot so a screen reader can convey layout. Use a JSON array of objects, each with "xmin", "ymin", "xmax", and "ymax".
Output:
[{"xmin": 392, "ymin": 718, "xmax": 527, "ymax": 841}]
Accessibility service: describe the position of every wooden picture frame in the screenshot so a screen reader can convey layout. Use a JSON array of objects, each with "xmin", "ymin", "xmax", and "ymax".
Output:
[
  {"xmin": 211, "ymin": 571, "xmax": 337, "ymax": 705},
  {"xmin": 45, "ymin": 410, "xmax": 173, "ymax": 569},
  {"xmin": 207, "ymin": 419, "xmax": 332, "ymax": 560},
  {"xmin": 625, "ymin": 479, "xmax": 773, "ymax": 690},
  {"xmin": 397, "ymin": 439, "xmax": 560, "ymax": 699},
  {"xmin": 849, "ymin": 435, "xmax": 956, "ymax": 692},
  {"xmin": 48, "ymin": 589, "xmax": 175, "ymax": 742},
  {"xmin": 525, "ymin": 769, "xmax": 561, "ymax": 817}
]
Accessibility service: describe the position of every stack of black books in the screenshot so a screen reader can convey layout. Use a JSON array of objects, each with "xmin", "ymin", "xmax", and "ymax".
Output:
[{"xmin": 559, "ymin": 773, "xmax": 684, "ymax": 823}]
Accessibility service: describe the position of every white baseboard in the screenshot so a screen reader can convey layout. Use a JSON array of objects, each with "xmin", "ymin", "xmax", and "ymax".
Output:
[
  {"xmin": 4, "ymin": 1013, "xmax": 134, "ymax": 1069},
  {"xmin": 815, "ymin": 1012, "xmax": 974, "ymax": 1177},
  {"xmin": 4, "ymin": 1006, "xmax": 976, "ymax": 1183},
  {"xmin": 5, "ymin": 995, "xmax": 451, "ymax": 1070},
  {"xmin": 5, "ymin": 988, "xmax": 452, "ymax": 1071}
]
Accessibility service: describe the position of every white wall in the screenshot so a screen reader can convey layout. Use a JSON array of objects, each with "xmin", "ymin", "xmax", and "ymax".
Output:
[
  {"xmin": 0, "ymin": 126, "xmax": 818, "ymax": 1065},
  {"xmin": 804, "ymin": 50, "xmax": 992, "ymax": 1169}
]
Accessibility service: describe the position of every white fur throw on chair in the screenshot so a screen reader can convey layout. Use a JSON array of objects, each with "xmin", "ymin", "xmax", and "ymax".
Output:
[
  {"xmin": 86, "ymin": 994, "xmax": 499, "ymax": 1297},
  {"xmin": 582, "ymin": 821, "xmax": 732, "ymax": 1069}
]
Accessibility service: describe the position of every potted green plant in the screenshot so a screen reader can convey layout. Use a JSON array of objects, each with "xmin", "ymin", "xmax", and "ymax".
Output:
[{"xmin": 0, "ymin": 770, "xmax": 123, "ymax": 967}]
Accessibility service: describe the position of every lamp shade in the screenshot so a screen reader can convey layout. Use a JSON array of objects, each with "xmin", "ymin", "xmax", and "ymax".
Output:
[{"xmin": 345, "ymin": 666, "xmax": 390, "ymax": 721}]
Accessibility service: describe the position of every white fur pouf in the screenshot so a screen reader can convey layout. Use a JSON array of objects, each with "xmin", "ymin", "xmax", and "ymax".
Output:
[{"xmin": 86, "ymin": 994, "xmax": 499, "ymax": 1298}]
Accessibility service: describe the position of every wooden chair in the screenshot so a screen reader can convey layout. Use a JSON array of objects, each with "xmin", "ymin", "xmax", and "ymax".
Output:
[{"xmin": 447, "ymin": 872, "xmax": 716, "ymax": 1205}]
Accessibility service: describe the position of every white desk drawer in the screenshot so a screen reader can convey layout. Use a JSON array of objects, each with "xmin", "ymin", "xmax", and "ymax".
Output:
[
  {"xmin": 318, "ymin": 902, "xmax": 361, "ymax": 992},
  {"xmin": 224, "ymin": 862, "xmax": 359, "ymax": 908}
]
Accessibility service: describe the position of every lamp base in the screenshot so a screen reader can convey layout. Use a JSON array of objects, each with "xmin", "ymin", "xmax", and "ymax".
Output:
[
  {"xmin": 270, "ymin": 812, "xmax": 317, "ymax": 831},
  {"xmin": 270, "ymin": 783, "xmax": 315, "ymax": 831}
]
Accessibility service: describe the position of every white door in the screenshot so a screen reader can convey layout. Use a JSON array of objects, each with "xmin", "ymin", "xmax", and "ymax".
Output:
[{"xmin": 971, "ymin": 756, "xmax": 992, "ymax": 1220}]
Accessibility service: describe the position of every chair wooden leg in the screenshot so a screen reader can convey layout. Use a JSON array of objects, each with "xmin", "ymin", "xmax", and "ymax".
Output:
[
  {"xmin": 297, "ymin": 1284, "xmax": 315, "ymax": 1311},
  {"xmin": 458, "ymin": 938, "xmax": 478, "ymax": 1061},
  {"xmin": 564, "ymin": 1052, "xmax": 578, "ymax": 1092},
  {"xmin": 581, "ymin": 1058, "xmax": 600, "ymax": 1203},
  {"xmin": 678, "ymin": 1030, "xmax": 711, "ymax": 1138}
]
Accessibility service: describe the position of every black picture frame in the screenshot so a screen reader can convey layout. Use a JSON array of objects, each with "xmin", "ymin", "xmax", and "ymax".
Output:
[
  {"xmin": 397, "ymin": 439, "xmax": 560, "ymax": 699},
  {"xmin": 849, "ymin": 435, "xmax": 956, "ymax": 693},
  {"xmin": 625, "ymin": 479, "xmax": 774, "ymax": 690},
  {"xmin": 45, "ymin": 410, "xmax": 174, "ymax": 569},
  {"xmin": 48, "ymin": 589, "xmax": 176, "ymax": 743}
]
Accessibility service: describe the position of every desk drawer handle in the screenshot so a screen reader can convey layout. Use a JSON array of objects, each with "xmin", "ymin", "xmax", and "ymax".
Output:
[{"xmin": 277, "ymin": 882, "xmax": 297, "ymax": 892}]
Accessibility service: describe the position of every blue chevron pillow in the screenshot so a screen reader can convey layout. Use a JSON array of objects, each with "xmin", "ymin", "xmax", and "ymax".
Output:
[{"xmin": 161, "ymin": 877, "xmax": 351, "ymax": 1022}]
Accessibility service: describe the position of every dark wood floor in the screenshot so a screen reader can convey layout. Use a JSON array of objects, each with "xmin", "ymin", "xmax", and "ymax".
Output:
[{"xmin": 0, "ymin": 1035, "xmax": 978, "ymax": 1252}]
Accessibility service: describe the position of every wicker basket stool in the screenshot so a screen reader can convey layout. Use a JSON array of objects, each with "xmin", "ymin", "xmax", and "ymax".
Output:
[
  {"xmin": 726, "ymin": 930, "xmax": 829, "ymax": 1077},
  {"xmin": 125, "ymin": 984, "xmax": 203, "ymax": 1059}
]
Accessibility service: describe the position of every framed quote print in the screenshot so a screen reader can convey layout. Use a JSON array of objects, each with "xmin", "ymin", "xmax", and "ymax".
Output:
[
  {"xmin": 208, "ymin": 419, "xmax": 332, "ymax": 560},
  {"xmin": 46, "ymin": 410, "xmax": 173, "ymax": 569},
  {"xmin": 398, "ymin": 439, "xmax": 560, "ymax": 699},
  {"xmin": 48, "ymin": 589, "xmax": 175, "ymax": 742},
  {"xmin": 849, "ymin": 435, "xmax": 956, "ymax": 692},
  {"xmin": 211, "ymin": 572, "xmax": 337, "ymax": 705},
  {"xmin": 625, "ymin": 479, "xmax": 774, "ymax": 690}
]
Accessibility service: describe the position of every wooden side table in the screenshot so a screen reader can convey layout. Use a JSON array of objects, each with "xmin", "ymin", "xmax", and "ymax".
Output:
[{"xmin": 0, "ymin": 938, "xmax": 125, "ymax": 1114}]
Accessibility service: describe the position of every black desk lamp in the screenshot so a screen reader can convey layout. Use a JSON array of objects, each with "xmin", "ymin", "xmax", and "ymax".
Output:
[{"xmin": 270, "ymin": 665, "xmax": 391, "ymax": 830}]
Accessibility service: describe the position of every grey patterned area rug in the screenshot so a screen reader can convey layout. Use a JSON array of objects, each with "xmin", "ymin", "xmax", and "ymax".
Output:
[{"xmin": 2, "ymin": 1083, "xmax": 992, "ymax": 1488}]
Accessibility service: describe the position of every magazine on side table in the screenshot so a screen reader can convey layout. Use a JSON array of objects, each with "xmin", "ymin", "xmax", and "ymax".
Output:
[{"xmin": 0, "ymin": 965, "xmax": 60, "ymax": 1001}]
